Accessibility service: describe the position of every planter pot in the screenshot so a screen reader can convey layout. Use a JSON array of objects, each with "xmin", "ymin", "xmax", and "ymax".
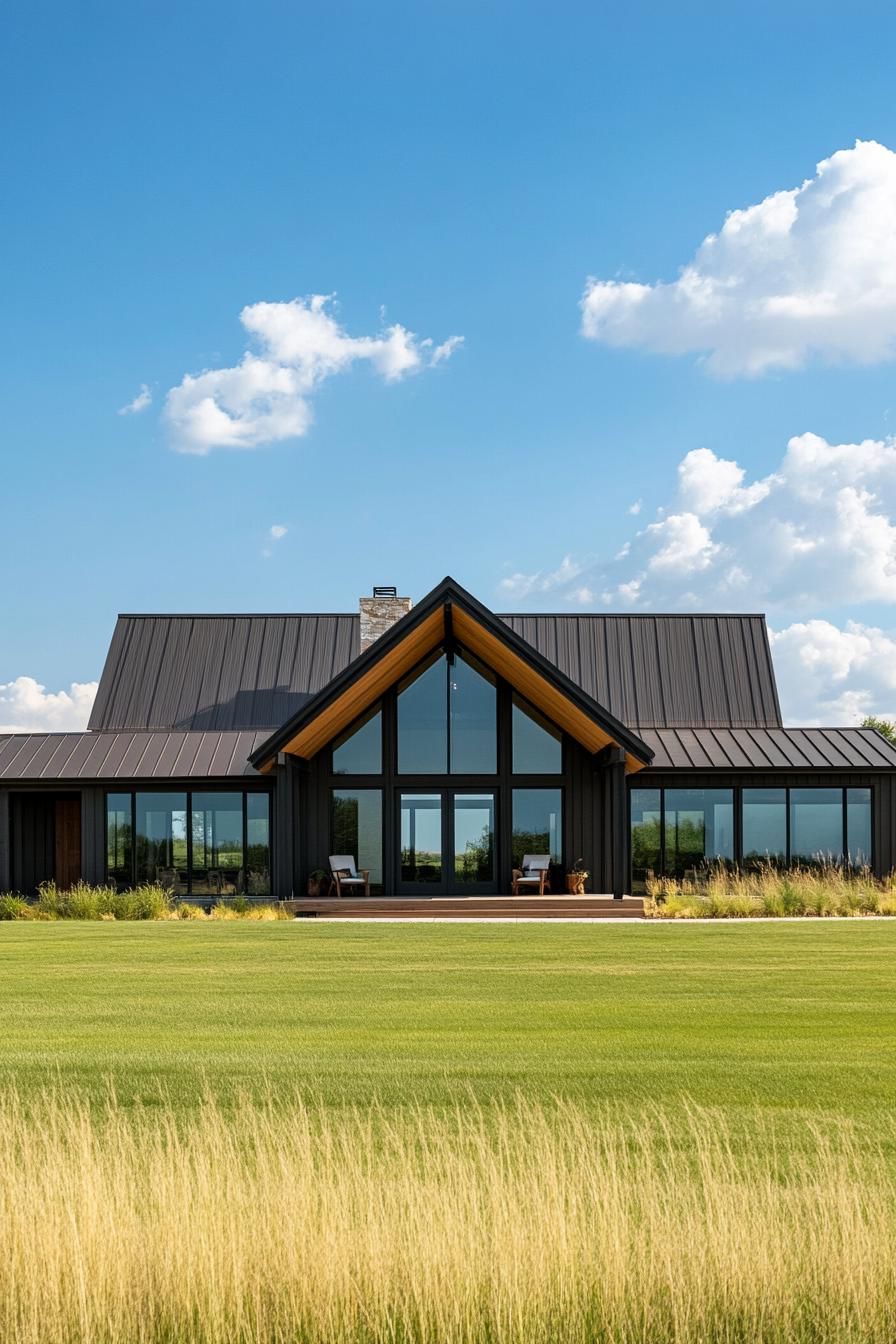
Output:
[{"xmin": 566, "ymin": 874, "xmax": 587, "ymax": 895}]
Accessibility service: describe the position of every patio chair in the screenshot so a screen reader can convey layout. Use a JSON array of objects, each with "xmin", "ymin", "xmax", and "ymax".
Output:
[
  {"xmin": 511, "ymin": 854, "xmax": 552, "ymax": 896},
  {"xmin": 328, "ymin": 855, "xmax": 371, "ymax": 898}
]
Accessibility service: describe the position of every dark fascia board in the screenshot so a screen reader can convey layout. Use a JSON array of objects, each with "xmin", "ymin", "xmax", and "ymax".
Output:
[{"xmin": 250, "ymin": 576, "xmax": 654, "ymax": 769}]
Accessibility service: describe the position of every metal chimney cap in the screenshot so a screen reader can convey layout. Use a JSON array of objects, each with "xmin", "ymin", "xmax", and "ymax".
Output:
[{"xmin": 372, "ymin": 585, "xmax": 398, "ymax": 598}]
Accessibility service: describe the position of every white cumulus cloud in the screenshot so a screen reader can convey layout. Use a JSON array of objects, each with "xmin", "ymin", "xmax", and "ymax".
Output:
[
  {"xmin": 497, "ymin": 428, "xmax": 896, "ymax": 723},
  {"xmin": 118, "ymin": 384, "xmax": 152, "ymax": 415},
  {"xmin": 771, "ymin": 620, "xmax": 896, "ymax": 724},
  {"xmin": 581, "ymin": 140, "xmax": 896, "ymax": 376},
  {"xmin": 0, "ymin": 677, "xmax": 98, "ymax": 734},
  {"xmin": 165, "ymin": 295, "xmax": 462, "ymax": 454}
]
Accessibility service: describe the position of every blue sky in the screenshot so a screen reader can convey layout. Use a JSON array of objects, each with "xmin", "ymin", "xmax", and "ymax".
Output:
[{"xmin": 3, "ymin": 1, "xmax": 896, "ymax": 728}]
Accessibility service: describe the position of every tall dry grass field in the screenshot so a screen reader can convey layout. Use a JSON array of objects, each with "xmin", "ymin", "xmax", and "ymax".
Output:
[{"xmin": 0, "ymin": 1091, "xmax": 893, "ymax": 1343}]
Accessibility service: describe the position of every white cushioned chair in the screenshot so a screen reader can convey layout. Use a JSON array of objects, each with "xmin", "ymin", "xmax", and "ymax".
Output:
[
  {"xmin": 511, "ymin": 854, "xmax": 552, "ymax": 896},
  {"xmin": 328, "ymin": 855, "xmax": 371, "ymax": 898}
]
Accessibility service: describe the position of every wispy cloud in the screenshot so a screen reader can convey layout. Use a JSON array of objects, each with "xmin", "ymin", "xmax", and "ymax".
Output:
[
  {"xmin": 262, "ymin": 522, "xmax": 289, "ymax": 558},
  {"xmin": 118, "ymin": 384, "xmax": 152, "ymax": 415},
  {"xmin": 164, "ymin": 295, "xmax": 463, "ymax": 454}
]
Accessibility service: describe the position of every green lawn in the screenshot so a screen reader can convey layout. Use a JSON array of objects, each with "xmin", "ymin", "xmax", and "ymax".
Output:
[{"xmin": 0, "ymin": 921, "xmax": 893, "ymax": 1130}]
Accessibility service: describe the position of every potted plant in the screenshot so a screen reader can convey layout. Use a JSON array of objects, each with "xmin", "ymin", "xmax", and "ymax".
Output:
[
  {"xmin": 566, "ymin": 859, "xmax": 589, "ymax": 895},
  {"xmin": 307, "ymin": 868, "xmax": 329, "ymax": 897}
]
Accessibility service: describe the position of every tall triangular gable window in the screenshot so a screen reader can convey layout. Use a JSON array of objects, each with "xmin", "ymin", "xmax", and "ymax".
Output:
[
  {"xmin": 511, "ymin": 694, "xmax": 562, "ymax": 774},
  {"xmin": 397, "ymin": 651, "xmax": 496, "ymax": 774},
  {"xmin": 332, "ymin": 706, "xmax": 382, "ymax": 775}
]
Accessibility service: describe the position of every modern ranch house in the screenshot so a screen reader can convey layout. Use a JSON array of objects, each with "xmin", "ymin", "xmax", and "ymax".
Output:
[{"xmin": 2, "ymin": 577, "xmax": 895, "ymax": 910}]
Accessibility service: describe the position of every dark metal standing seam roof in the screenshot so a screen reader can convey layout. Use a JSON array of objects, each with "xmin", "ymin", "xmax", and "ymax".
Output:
[
  {"xmin": 498, "ymin": 614, "xmax": 782, "ymax": 730},
  {"xmin": 88, "ymin": 615, "xmax": 359, "ymax": 732},
  {"xmin": 0, "ymin": 732, "xmax": 269, "ymax": 780},
  {"xmin": 88, "ymin": 610, "xmax": 782, "ymax": 733},
  {"xmin": 640, "ymin": 727, "xmax": 896, "ymax": 771}
]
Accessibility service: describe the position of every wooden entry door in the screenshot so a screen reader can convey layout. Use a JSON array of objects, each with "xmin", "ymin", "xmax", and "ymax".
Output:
[{"xmin": 54, "ymin": 798, "xmax": 81, "ymax": 890}]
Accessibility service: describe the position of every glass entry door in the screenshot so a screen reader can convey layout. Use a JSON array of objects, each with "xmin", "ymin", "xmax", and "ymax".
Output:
[{"xmin": 398, "ymin": 790, "xmax": 498, "ymax": 894}]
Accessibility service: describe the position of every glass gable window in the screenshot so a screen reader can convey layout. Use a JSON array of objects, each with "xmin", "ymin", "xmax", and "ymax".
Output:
[
  {"xmin": 790, "ymin": 788, "xmax": 843, "ymax": 865},
  {"xmin": 332, "ymin": 708, "xmax": 382, "ymax": 775},
  {"xmin": 246, "ymin": 794, "xmax": 271, "ymax": 894},
  {"xmin": 449, "ymin": 654, "xmax": 496, "ymax": 773},
  {"xmin": 136, "ymin": 792, "xmax": 188, "ymax": 890},
  {"xmin": 332, "ymin": 789, "xmax": 383, "ymax": 888},
  {"xmin": 512, "ymin": 695, "xmax": 562, "ymax": 773},
  {"xmin": 397, "ymin": 651, "xmax": 497, "ymax": 774},
  {"xmin": 664, "ymin": 789, "xmax": 734, "ymax": 877},
  {"xmin": 742, "ymin": 788, "xmax": 787, "ymax": 865},
  {"xmin": 106, "ymin": 793, "xmax": 132, "ymax": 890},
  {"xmin": 511, "ymin": 788, "xmax": 562, "ymax": 868},
  {"xmin": 847, "ymin": 787, "xmax": 872, "ymax": 868},
  {"xmin": 398, "ymin": 655, "xmax": 448, "ymax": 773},
  {"xmin": 630, "ymin": 788, "xmax": 662, "ymax": 890},
  {"xmin": 191, "ymin": 792, "xmax": 244, "ymax": 896}
]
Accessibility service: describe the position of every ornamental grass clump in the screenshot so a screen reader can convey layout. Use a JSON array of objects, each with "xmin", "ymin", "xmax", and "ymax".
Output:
[
  {"xmin": 645, "ymin": 862, "xmax": 894, "ymax": 918},
  {"xmin": 35, "ymin": 880, "xmax": 174, "ymax": 920},
  {"xmin": 0, "ymin": 884, "xmax": 291, "ymax": 920}
]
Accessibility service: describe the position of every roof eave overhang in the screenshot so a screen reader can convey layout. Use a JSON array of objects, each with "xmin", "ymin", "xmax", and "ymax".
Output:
[{"xmin": 249, "ymin": 578, "xmax": 653, "ymax": 774}]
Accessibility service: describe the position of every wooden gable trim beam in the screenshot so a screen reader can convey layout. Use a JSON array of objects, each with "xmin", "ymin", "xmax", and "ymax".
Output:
[
  {"xmin": 451, "ymin": 607, "xmax": 646, "ymax": 773},
  {"xmin": 277, "ymin": 606, "xmax": 446, "ymax": 761}
]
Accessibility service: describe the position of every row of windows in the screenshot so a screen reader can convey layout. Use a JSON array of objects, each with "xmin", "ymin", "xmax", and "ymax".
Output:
[
  {"xmin": 106, "ymin": 791, "xmax": 271, "ymax": 896},
  {"xmin": 631, "ymin": 786, "xmax": 872, "ymax": 890},
  {"xmin": 332, "ymin": 652, "xmax": 563, "ymax": 776},
  {"xmin": 332, "ymin": 787, "xmax": 563, "ymax": 891}
]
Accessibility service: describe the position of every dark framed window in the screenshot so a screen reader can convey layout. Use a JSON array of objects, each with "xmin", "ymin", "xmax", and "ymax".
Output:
[
  {"xmin": 246, "ymin": 794, "xmax": 272, "ymax": 895},
  {"xmin": 190, "ymin": 792, "xmax": 244, "ymax": 896},
  {"xmin": 324, "ymin": 646, "xmax": 573, "ymax": 892},
  {"xmin": 789, "ymin": 788, "xmax": 843, "ymax": 864},
  {"xmin": 332, "ymin": 707, "xmax": 382, "ymax": 775},
  {"xmin": 511, "ymin": 788, "xmax": 563, "ymax": 867},
  {"xmin": 400, "ymin": 792, "xmax": 443, "ymax": 883},
  {"xmin": 106, "ymin": 793, "xmax": 132, "ymax": 889},
  {"xmin": 105, "ymin": 791, "xmax": 272, "ymax": 896},
  {"xmin": 630, "ymin": 784, "xmax": 873, "ymax": 890},
  {"xmin": 664, "ymin": 789, "xmax": 734, "ymax": 878},
  {"xmin": 453, "ymin": 792, "xmax": 495, "ymax": 884},
  {"xmin": 397, "ymin": 651, "xmax": 496, "ymax": 774},
  {"xmin": 449, "ymin": 654, "xmax": 496, "ymax": 773},
  {"xmin": 630, "ymin": 787, "xmax": 662, "ymax": 889},
  {"xmin": 332, "ymin": 789, "xmax": 383, "ymax": 889},
  {"xmin": 136, "ymin": 792, "xmax": 188, "ymax": 889},
  {"xmin": 742, "ymin": 788, "xmax": 787, "ymax": 865},
  {"xmin": 512, "ymin": 694, "xmax": 562, "ymax": 773}
]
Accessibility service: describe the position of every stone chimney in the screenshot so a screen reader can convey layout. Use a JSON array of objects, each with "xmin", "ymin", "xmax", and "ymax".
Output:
[{"xmin": 359, "ymin": 586, "xmax": 413, "ymax": 652}]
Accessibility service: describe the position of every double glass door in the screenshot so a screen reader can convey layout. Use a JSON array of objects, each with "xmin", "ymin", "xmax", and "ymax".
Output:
[{"xmin": 398, "ymin": 790, "xmax": 497, "ymax": 894}]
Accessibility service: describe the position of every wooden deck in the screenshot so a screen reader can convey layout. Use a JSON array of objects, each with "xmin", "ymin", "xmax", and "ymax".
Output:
[{"xmin": 285, "ymin": 895, "xmax": 644, "ymax": 919}]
